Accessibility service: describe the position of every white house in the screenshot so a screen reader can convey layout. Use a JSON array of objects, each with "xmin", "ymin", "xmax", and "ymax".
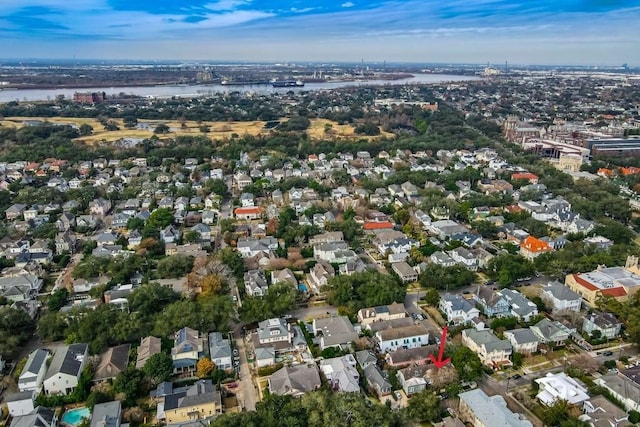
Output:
[
  {"xmin": 209, "ymin": 332, "xmax": 232, "ymax": 371},
  {"xmin": 438, "ymin": 294, "xmax": 480, "ymax": 326},
  {"xmin": 5, "ymin": 391, "xmax": 36, "ymax": 417},
  {"xmin": 375, "ymin": 324, "xmax": 429, "ymax": 353},
  {"xmin": 43, "ymin": 343, "xmax": 88, "ymax": 395},
  {"xmin": 535, "ymin": 372, "xmax": 589, "ymax": 406},
  {"xmin": 18, "ymin": 349, "xmax": 49, "ymax": 392},
  {"xmin": 541, "ymin": 281, "xmax": 582, "ymax": 314}
]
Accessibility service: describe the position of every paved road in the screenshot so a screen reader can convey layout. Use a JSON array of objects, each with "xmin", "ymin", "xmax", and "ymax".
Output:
[{"xmin": 233, "ymin": 332, "xmax": 258, "ymax": 411}]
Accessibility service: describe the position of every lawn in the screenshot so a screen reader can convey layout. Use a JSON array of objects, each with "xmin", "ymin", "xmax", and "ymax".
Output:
[{"xmin": 2, "ymin": 116, "xmax": 388, "ymax": 143}]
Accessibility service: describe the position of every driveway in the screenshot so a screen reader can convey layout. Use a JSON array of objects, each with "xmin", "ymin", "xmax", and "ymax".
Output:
[{"xmin": 233, "ymin": 333, "xmax": 258, "ymax": 411}]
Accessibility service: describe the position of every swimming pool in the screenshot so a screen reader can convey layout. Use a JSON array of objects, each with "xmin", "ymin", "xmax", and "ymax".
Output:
[
  {"xmin": 61, "ymin": 407, "xmax": 91, "ymax": 426},
  {"xmin": 298, "ymin": 284, "xmax": 308, "ymax": 292}
]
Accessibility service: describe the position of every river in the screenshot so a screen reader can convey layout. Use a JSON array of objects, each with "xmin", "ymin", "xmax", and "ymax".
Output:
[{"xmin": 0, "ymin": 74, "xmax": 479, "ymax": 102}]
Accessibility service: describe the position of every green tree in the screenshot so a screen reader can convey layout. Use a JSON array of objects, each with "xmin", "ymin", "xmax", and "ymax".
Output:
[
  {"xmin": 156, "ymin": 255, "xmax": 195, "ymax": 279},
  {"xmin": 142, "ymin": 352, "xmax": 174, "ymax": 385},
  {"xmin": 406, "ymin": 390, "xmax": 441, "ymax": 423},
  {"xmin": 423, "ymin": 288, "xmax": 440, "ymax": 306},
  {"xmin": 113, "ymin": 367, "xmax": 147, "ymax": 402},
  {"xmin": 78, "ymin": 123, "xmax": 94, "ymax": 136},
  {"xmin": 0, "ymin": 307, "xmax": 36, "ymax": 359},
  {"xmin": 146, "ymin": 208, "xmax": 174, "ymax": 230},
  {"xmin": 47, "ymin": 288, "xmax": 69, "ymax": 312},
  {"xmin": 127, "ymin": 282, "xmax": 180, "ymax": 317},
  {"xmin": 451, "ymin": 346, "xmax": 483, "ymax": 382},
  {"xmin": 206, "ymin": 179, "xmax": 229, "ymax": 197},
  {"xmin": 154, "ymin": 123, "xmax": 170, "ymax": 134}
]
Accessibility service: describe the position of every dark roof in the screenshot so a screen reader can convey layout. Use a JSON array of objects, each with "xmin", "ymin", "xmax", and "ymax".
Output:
[{"xmin": 45, "ymin": 343, "xmax": 87, "ymax": 379}]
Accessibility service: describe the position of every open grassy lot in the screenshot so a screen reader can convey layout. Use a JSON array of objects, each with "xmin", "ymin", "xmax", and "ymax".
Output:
[{"xmin": 1, "ymin": 116, "xmax": 391, "ymax": 143}]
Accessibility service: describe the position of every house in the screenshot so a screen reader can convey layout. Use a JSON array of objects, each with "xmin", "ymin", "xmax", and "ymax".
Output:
[
  {"xmin": 6, "ymin": 391, "xmax": 36, "ymax": 417},
  {"xmin": 94, "ymin": 344, "xmax": 131, "ymax": 382},
  {"xmin": 357, "ymin": 301, "xmax": 406, "ymax": 325},
  {"xmin": 530, "ymin": 318, "xmax": 572, "ymax": 347},
  {"xmin": 160, "ymin": 225, "xmax": 181, "ymax": 244},
  {"xmin": 461, "ymin": 328, "xmax": 512, "ymax": 368},
  {"xmin": 306, "ymin": 261, "xmax": 335, "ymax": 294},
  {"xmin": 268, "ymin": 364, "xmax": 321, "ymax": 397},
  {"xmin": 385, "ymin": 345, "xmax": 437, "ymax": 368},
  {"xmin": 234, "ymin": 206, "xmax": 264, "ymax": 220},
  {"xmin": 374, "ymin": 321, "xmax": 429, "ymax": 353},
  {"xmin": 244, "ymin": 269, "xmax": 269, "ymax": 297},
  {"xmin": 18, "ymin": 349, "xmax": 49, "ymax": 393},
  {"xmin": 458, "ymin": 389, "xmax": 532, "ymax": 427},
  {"xmin": 355, "ymin": 350, "xmax": 377, "ymax": 370},
  {"xmin": 312, "ymin": 316, "xmax": 358, "ymax": 350},
  {"xmin": 55, "ymin": 231, "xmax": 76, "ymax": 255},
  {"xmin": 257, "ymin": 318, "xmax": 292, "ymax": 345},
  {"xmin": 520, "ymin": 235, "xmax": 552, "ymax": 260},
  {"xmin": 511, "ymin": 172, "xmax": 539, "ymax": 184},
  {"xmin": 363, "ymin": 364, "xmax": 392, "ymax": 397},
  {"xmin": 503, "ymin": 329, "xmax": 539, "ymax": 355},
  {"xmin": 95, "ymin": 231, "xmax": 118, "ymax": 247},
  {"xmin": 209, "ymin": 332, "xmax": 232, "ymax": 371},
  {"xmin": 162, "ymin": 380, "xmax": 222, "ymax": 424},
  {"xmin": 233, "ymin": 174, "xmax": 252, "ymax": 192},
  {"xmin": 190, "ymin": 223, "xmax": 211, "ymax": 242},
  {"xmin": 89, "ymin": 198, "xmax": 112, "ymax": 216},
  {"xmin": 582, "ymin": 312, "xmax": 622, "ymax": 340},
  {"xmin": 397, "ymin": 364, "xmax": 430, "ymax": 396},
  {"xmin": 313, "ymin": 242, "xmax": 358, "ymax": 265},
  {"xmin": 237, "ymin": 237, "xmax": 278, "ymax": 258},
  {"xmin": 438, "ymin": 294, "xmax": 480, "ymax": 326},
  {"xmin": 499, "ymin": 289, "xmax": 539, "ymax": 322},
  {"xmin": 449, "ymin": 247, "xmax": 478, "ymax": 271},
  {"xmin": 6, "ymin": 204, "xmax": 27, "ymax": 221},
  {"xmin": 540, "ymin": 281, "xmax": 582, "ymax": 314},
  {"xmin": 255, "ymin": 347, "xmax": 276, "ymax": 368},
  {"xmin": 391, "ymin": 261, "xmax": 418, "ymax": 283},
  {"xmin": 271, "ymin": 268, "xmax": 297, "ymax": 287},
  {"xmin": 90, "ymin": 401, "xmax": 122, "ymax": 427},
  {"xmin": 319, "ymin": 355, "xmax": 360, "ymax": 393},
  {"xmin": 136, "ymin": 336, "xmax": 161, "ymax": 369},
  {"xmin": 43, "ymin": 343, "xmax": 89, "ymax": 395},
  {"xmin": 595, "ymin": 367, "xmax": 640, "ymax": 412},
  {"xmin": 171, "ymin": 327, "xmax": 204, "ymax": 374},
  {"xmin": 535, "ymin": 372, "xmax": 589, "ymax": 406},
  {"xmin": 430, "ymin": 251, "xmax": 456, "ymax": 268},
  {"xmin": 473, "ymin": 286, "xmax": 510, "ymax": 317},
  {"xmin": 8, "ymin": 406, "xmax": 57, "ymax": 427}
]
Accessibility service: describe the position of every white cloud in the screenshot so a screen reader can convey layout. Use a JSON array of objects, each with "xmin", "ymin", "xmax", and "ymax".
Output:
[
  {"xmin": 204, "ymin": 0, "xmax": 251, "ymax": 12},
  {"xmin": 341, "ymin": 2, "xmax": 354, "ymax": 8}
]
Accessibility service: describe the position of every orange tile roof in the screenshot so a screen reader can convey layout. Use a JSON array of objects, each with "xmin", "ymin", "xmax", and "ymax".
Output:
[
  {"xmin": 597, "ymin": 168, "xmax": 614, "ymax": 177},
  {"xmin": 520, "ymin": 236, "xmax": 552, "ymax": 253},
  {"xmin": 363, "ymin": 221, "xmax": 394, "ymax": 230},
  {"xmin": 234, "ymin": 207, "xmax": 264, "ymax": 215},
  {"xmin": 620, "ymin": 167, "xmax": 640, "ymax": 176},
  {"xmin": 511, "ymin": 172, "xmax": 539, "ymax": 182},
  {"xmin": 602, "ymin": 287, "xmax": 627, "ymax": 297},
  {"xmin": 573, "ymin": 274, "xmax": 598, "ymax": 291}
]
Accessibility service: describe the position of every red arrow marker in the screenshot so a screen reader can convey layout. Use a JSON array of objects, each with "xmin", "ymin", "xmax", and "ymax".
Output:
[{"xmin": 430, "ymin": 326, "xmax": 451, "ymax": 369}]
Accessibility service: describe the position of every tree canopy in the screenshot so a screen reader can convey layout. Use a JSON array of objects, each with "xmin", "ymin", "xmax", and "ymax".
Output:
[{"xmin": 325, "ymin": 271, "xmax": 406, "ymax": 317}]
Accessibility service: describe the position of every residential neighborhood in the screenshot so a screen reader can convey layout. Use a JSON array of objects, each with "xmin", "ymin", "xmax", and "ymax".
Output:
[{"xmin": 0, "ymin": 73, "xmax": 639, "ymax": 427}]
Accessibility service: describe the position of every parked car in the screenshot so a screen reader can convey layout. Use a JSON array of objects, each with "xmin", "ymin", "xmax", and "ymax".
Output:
[
  {"xmin": 394, "ymin": 391, "xmax": 402, "ymax": 400},
  {"xmin": 226, "ymin": 382, "xmax": 238, "ymax": 388},
  {"xmin": 603, "ymin": 351, "xmax": 614, "ymax": 356},
  {"xmin": 233, "ymin": 349, "xmax": 239, "ymax": 356},
  {"xmin": 510, "ymin": 374, "xmax": 522, "ymax": 380}
]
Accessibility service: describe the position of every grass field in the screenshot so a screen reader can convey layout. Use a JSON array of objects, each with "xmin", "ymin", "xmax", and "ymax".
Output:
[{"xmin": 1, "ymin": 116, "xmax": 391, "ymax": 144}]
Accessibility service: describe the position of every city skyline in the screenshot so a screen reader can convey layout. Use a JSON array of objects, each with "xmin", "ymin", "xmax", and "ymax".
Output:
[{"xmin": 0, "ymin": 0, "xmax": 638, "ymax": 65}]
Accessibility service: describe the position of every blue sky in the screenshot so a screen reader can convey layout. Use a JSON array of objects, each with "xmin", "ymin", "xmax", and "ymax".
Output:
[{"xmin": 0, "ymin": 0, "xmax": 638, "ymax": 64}]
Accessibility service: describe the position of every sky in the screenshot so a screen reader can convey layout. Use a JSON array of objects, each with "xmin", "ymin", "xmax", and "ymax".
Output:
[{"xmin": 0, "ymin": 0, "xmax": 638, "ymax": 65}]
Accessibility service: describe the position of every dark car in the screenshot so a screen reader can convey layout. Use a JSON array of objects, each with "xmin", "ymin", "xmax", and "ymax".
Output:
[
  {"xmin": 511, "ymin": 374, "xmax": 522, "ymax": 380},
  {"xmin": 603, "ymin": 351, "xmax": 614, "ymax": 356}
]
